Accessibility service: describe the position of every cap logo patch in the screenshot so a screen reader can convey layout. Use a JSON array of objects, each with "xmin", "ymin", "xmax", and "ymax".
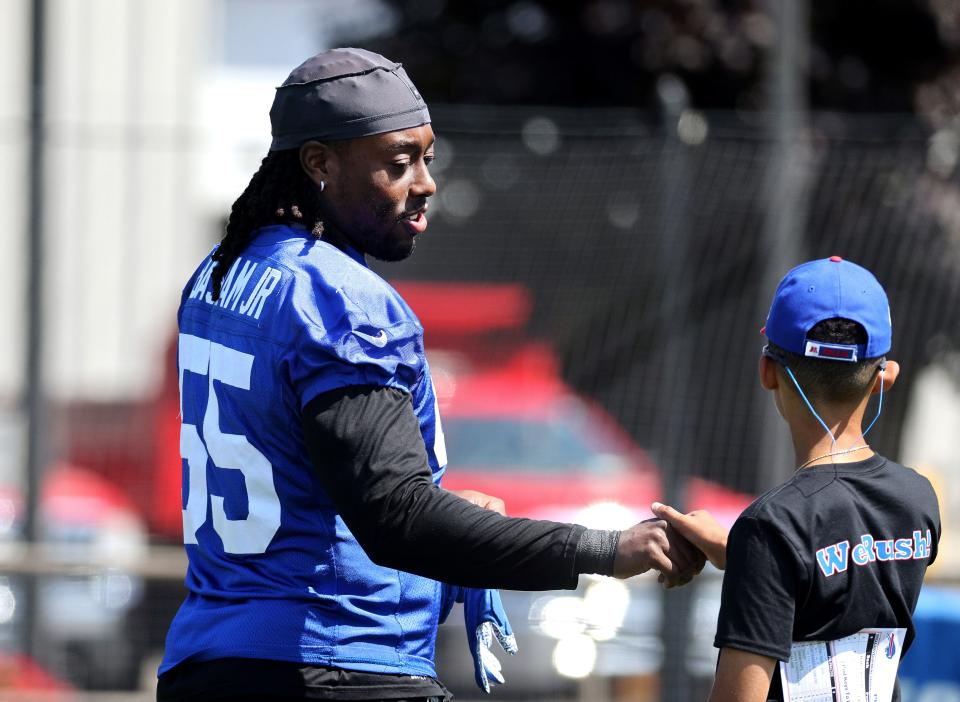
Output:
[{"xmin": 805, "ymin": 340, "xmax": 858, "ymax": 362}]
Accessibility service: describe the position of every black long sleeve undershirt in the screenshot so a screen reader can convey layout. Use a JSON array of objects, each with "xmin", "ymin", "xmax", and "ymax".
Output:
[{"xmin": 301, "ymin": 384, "xmax": 618, "ymax": 591}]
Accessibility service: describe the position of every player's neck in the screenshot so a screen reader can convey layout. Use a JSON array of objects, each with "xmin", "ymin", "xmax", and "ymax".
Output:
[
  {"xmin": 788, "ymin": 405, "xmax": 871, "ymax": 469},
  {"xmin": 320, "ymin": 225, "xmax": 364, "ymax": 260}
]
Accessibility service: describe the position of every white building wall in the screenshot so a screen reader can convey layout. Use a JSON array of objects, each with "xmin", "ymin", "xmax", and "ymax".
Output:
[
  {"xmin": 1, "ymin": 0, "xmax": 379, "ymax": 403},
  {"xmin": 35, "ymin": 0, "xmax": 211, "ymax": 400},
  {"xmin": 0, "ymin": 0, "xmax": 30, "ymax": 401}
]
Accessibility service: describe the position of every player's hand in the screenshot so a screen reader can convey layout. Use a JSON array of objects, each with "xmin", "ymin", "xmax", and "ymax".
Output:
[
  {"xmin": 652, "ymin": 502, "xmax": 729, "ymax": 570},
  {"xmin": 658, "ymin": 522, "xmax": 707, "ymax": 588},
  {"xmin": 613, "ymin": 518, "xmax": 706, "ymax": 587},
  {"xmin": 451, "ymin": 489, "xmax": 507, "ymax": 516},
  {"xmin": 610, "ymin": 519, "xmax": 671, "ymax": 581}
]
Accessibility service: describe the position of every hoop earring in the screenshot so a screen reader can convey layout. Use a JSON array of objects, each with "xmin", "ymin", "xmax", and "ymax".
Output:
[{"xmin": 319, "ymin": 181, "xmax": 325, "ymax": 193}]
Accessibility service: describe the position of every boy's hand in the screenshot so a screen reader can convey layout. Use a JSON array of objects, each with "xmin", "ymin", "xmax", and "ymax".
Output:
[
  {"xmin": 651, "ymin": 502, "xmax": 729, "ymax": 570},
  {"xmin": 613, "ymin": 519, "xmax": 705, "ymax": 587}
]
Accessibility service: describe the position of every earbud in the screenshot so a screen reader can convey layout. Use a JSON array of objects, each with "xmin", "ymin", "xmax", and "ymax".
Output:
[{"xmin": 865, "ymin": 360, "xmax": 887, "ymax": 437}]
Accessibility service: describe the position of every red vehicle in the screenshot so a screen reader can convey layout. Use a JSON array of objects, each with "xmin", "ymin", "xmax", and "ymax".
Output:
[
  {"xmin": 0, "ymin": 456, "xmax": 147, "ymax": 691},
  {"xmin": 434, "ymin": 343, "xmax": 749, "ymax": 527},
  {"xmin": 397, "ymin": 282, "xmax": 751, "ymax": 528}
]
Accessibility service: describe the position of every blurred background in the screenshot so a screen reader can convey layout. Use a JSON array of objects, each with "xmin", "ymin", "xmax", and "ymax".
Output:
[{"xmin": 1, "ymin": 0, "xmax": 959, "ymax": 700}]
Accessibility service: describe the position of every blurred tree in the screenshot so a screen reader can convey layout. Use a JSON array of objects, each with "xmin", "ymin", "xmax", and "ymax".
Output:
[{"xmin": 365, "ymin": 0, "xmax": 953, "ymax": 113}]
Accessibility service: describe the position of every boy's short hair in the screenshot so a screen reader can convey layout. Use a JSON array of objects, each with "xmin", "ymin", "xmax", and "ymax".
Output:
[
  {"xmin": 766, "ymin": 318, "xmax": 884, "ymax": 404},
  {"xmin": 763, "ymin": 256, "xmax": 891, "ymax": 404}
]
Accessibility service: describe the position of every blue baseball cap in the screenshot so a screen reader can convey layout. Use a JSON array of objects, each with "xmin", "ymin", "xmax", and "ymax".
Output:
[{"xmin": 764, "ymin": 256, "xmax": 892, "ymax": 362}]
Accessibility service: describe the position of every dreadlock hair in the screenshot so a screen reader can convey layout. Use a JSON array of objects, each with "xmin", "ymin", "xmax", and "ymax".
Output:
[
  {"xmin": 210, "ymin": 148, "xmax": 326, "ymax": 301},
  {"xmin": 767, "ymin": 318, "xmax": 885, "ymax": 405}
]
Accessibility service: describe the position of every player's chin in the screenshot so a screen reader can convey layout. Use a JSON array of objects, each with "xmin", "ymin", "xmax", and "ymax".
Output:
[{"xmin": 369, "ymin": 227, "xmax": 416, "ymax": 262}]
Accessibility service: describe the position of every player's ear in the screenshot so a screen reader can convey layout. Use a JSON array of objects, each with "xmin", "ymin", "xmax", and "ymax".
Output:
[
  {"xmin": 871, "ymin": 360, "xmax": 899, "ymax": 395},
  {"xmin": 300, "ymin": 141, "xmax": 338, "ymax": 190},
  {"xmin": 759, "ymin": 354, "xmax": 779, "ymax": 391}
]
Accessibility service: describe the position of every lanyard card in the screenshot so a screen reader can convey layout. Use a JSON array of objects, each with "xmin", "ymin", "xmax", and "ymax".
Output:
[{"xmin": 779, "ymin": 628, "xmax": 905, "ymax": 702}]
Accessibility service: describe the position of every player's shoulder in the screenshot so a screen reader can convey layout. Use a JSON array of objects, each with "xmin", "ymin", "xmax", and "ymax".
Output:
[
  {"xmin": 262, "ymin": 229, "xmax": 417, "ymax": 326},
  {"xmin": 250, "ymin": 228, "xmax": 425, "ymax": 369},
  {"xmin": 178, "ymin": 227, "xmax": 424, "ymax": 368}
]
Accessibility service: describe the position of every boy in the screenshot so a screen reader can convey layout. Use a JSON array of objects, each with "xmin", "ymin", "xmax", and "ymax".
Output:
[{"xmin": 654, "ymin": 256, "xmax": 941, "ymax": 702}]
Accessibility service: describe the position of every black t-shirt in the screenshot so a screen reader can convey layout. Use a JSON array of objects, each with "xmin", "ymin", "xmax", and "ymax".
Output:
[{"xmin": 715, "ymin": 454, "xmax": 941, "ymax": 702}]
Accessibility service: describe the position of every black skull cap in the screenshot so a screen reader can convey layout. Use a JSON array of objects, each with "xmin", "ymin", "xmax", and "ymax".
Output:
[{"xmin": 269, "ymin": 47, "xmax": 431, "ymax": 151}]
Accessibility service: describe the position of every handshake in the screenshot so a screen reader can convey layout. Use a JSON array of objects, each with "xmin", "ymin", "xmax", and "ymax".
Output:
[
  {"xmin": 614, "ymin": 502, "xmax": 730, "ymax": 587},
  {"xmin": 452, "ymin": 488, "xmax": 731, "ymax": 587}
]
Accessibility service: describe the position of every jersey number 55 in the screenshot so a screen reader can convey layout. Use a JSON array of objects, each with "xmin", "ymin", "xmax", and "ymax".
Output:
[{"xmin": 178, "ymin": 333, "xmax": 281, "ymax": 554}]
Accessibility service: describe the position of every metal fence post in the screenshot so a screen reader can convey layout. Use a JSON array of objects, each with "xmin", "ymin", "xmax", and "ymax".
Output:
[
  {"xmin": 655, "ymin": 74, "xmax": 694, "ymax": 702},
  {"xmin": 757, "ymin": 0, "xmax": 809, "ymax": 491},
  {"xmin": 24, "ymin": 0, "xmax": 49, "ymax": 662}
]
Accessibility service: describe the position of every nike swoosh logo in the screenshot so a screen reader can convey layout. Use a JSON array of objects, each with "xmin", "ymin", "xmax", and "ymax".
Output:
[{"xmin": 354, "ymin": 329, "xmax": 389, "ymax": 348}]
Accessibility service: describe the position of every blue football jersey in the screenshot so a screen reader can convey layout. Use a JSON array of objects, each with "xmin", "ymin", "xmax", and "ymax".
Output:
[{"xmin": 160, "ymin": 224, "xmax": 448, "ymax": 677}]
